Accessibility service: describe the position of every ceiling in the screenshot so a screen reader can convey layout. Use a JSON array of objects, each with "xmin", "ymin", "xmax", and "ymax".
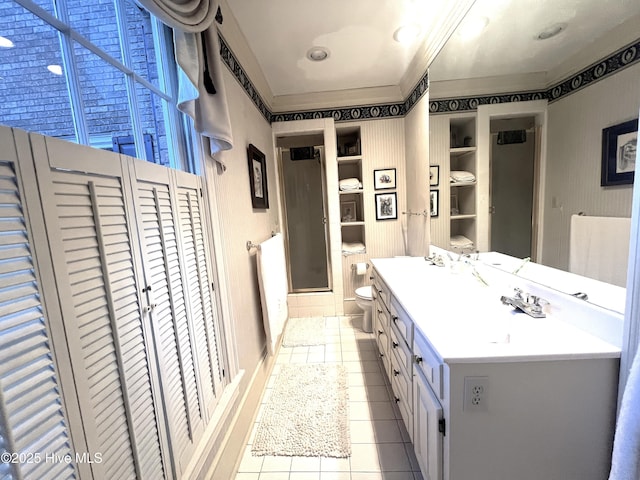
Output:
[
  {"xmin": 429, "ymin": 0, "xmax": 640, "ymax": 84},
  {"xmin": 226, "ymin": 0, "xmax": 640, "ymax": 102}
]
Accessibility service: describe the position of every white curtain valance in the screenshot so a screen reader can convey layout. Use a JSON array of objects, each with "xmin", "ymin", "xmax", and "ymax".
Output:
[{"xmin": 135, "ymin": 0, "xmax": 217, "ymax": 33}]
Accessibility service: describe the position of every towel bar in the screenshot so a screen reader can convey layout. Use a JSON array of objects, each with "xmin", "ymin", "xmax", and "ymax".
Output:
[
  {"xmin": 402, "ymin": 210, "xmax": 428, "ymax": 217},
  {"xmin": 246, "ymin": 241, "xmax": 261, "ymax": 251}
]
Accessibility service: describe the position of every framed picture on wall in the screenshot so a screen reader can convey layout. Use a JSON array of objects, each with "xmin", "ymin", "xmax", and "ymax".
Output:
[
  {"xmin": 340, "ymin": 201, "xmax": 357, "ymax": 222},
  {"xmin": 247, "ymin": 144, "xmax": 269, "ymax": 208},
  {"xmin": 430, "ymin": 190, "xmax": 439, "ymax": 217},
  {"xmin": 601, "ymin": 118, "xmax": 638, "ymax": 186},
  {"xmin": 375, "ymin": 192, "xmax": 397, "ymax": 220},
  {"xmin": 373, "ymin": 168, "xmax": 396, "ymax": 190},
  {"xmin": 429, "ymin": 165, "xmax": 440, "ymax": 186}
]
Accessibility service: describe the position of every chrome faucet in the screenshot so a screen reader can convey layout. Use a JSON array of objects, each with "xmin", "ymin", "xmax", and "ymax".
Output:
[
  {"xmin": 424, "ymin": 254, "xmax": 445, "ymax": 267},
  {"xmin": 500, "ymin": 288, "xmax": 547, "ymax": 318}
]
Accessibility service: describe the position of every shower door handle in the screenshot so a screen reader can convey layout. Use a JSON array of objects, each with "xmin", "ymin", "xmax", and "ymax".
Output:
[{"xmin": 322, "ymin": 217, "xmax": 327, "ymax": 225}]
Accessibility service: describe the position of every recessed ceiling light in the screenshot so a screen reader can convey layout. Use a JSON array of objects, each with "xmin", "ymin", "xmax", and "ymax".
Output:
[
  {"xmin": 537, "ymin": 23, "xmax": 567, "ymax": 40},
  {"xmin": 393, "ymin": 24, "xmax": 421, "ymax": 44},
  {"xmin": 458, "ymin": 16, "xmax": 489, "ymax": 41},
  {"xmin": 0, "ymin": 36, "xmax": 15, "ymax": 48},
  {"xmin": 47, "ymin": 64, "xmax": 63, "ymax": 75},
  {"xmin": 307, "ymin": 47, "xmax": 329, "ymax": 62}
]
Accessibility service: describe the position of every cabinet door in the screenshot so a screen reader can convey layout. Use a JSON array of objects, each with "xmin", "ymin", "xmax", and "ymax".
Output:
[
  {"xmin": 413, "ymin": 370, "xmax": 443, "ymax": 480},
  {"xmin": 32, "ymin": 134, "xmax": 167, "ymax": 479}
]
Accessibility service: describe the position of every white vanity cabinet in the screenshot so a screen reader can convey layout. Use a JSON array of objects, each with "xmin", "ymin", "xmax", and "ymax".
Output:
[
  {"xmin": 412, "ymin": 327, "xmax": 444, "ymax": 480},
  {"xmin": 372, "ymin": 273, "xmax": 391, "ymax": 376},
  {"xmin": 413, "ymin": 368, "xmax": 443, "ymax": 480},
  {"xmin": 371, "ymin": 258, "xmax": 622, "ymax": 480},
  {"xmin": 372, "ymin": 270, "xmax": 416, "ymax": 441}
]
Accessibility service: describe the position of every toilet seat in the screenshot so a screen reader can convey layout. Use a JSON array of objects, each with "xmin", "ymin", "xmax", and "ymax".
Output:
[{"xmin": 355, "ymin": 286, "xmax": 372, "ymax": 300}]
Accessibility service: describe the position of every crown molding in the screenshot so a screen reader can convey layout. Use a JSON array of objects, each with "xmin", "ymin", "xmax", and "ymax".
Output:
[
  {"xmin": 218, "ymin": 0, "xmax": 273, "ymax": 111},
  {"xmin": 270, "ymin": 86, "xmax": 403, "ymax": 113},
  {"xmin": 429, "ymin": 72, "xmax": 548, "ymax": 100},
  {"xmin": 547, "ymin": 13, "xmax": 640, "ymax": 86},
  {"xmin": 429, "ymin": 37, "xmax": 640, "ymax": 114},
  {"xmin": 218, "ymin": 1, "xmax": 639, "ymax": 122},
  {"xmin": 399, "ymin": 0, "xmax": 475, "ymax": 98}
]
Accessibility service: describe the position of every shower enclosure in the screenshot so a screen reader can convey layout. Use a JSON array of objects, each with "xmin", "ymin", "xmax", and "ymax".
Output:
[{"xmin": 277, "ymin": 137, "xmax": 332, "ymax": 292}]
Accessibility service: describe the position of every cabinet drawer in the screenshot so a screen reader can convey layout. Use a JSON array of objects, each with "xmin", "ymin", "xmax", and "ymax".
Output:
[
  {"xmin": 372, "ymin": 270, "xmax": 391, "ymax": 311},
  {"xmin": 391, "ymin": 371, "xmax": 413, "ymax": 442},
  {"xmin": 377, "ymin": 331, "xmax": 390, "ymax": 377},
  {"xmin": 389, "ymin": 321, "xmax": 412, "ymax": 375},
  {"xmin": 374, "ymin": 297, "xmax": 389, "ymax": 331},
  {"xmin": 413, "ymin": 329, "xmax": 443, "ymax": 399},
  {"xmin": 374, "ymin": 309, "xmax": 387, "ymax": 338},
  {"xmin": 390, "ymin": 348, "xmax": 412, "ymax": 413},
  {"xmin": 390, "ymin": 296, "xmax": 413, "ymax": 346}
]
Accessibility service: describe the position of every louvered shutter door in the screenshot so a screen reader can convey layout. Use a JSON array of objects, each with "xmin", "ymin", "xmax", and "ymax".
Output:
[
  {"xmin": 31, "ymin": 134, "xmax": 166, "ymax": 480},
  {"xmin": 0, "ymin": 128, "xmax": 76, "ymax": 480},
  {"xmin": 130, "ymin": 161, "xmax": 205, "ymax": 475},
  {"xmin": 174, "ymin": 172, "xmax": 222, "ymax": 416}
]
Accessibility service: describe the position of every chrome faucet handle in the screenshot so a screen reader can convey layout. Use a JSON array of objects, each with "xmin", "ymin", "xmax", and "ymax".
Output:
[{"xmin": 513, "ymin": 288, "xmax": 523, "ymax": 299}]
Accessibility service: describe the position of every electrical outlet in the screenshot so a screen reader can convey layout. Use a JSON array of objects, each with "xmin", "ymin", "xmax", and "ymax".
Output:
[{"xmin": 464, "ymin": 376, "xmax": 489, "ymax": 412}]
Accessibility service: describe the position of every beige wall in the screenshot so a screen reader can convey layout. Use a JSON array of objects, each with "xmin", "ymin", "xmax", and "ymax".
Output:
[
  {"xmin": 542, "ymin": 63, "xmax": 640, "ymax": 270},
  {"xmin": 404, "ymin": 93, "xmax": 431, "ymax": 256},
  {"xmin": 205, "ymin": 67, "xmax": 279, "ymax": 391},
  {"xmin": 341, "ymin": 118, "xmax": 408, "ymax": 313}
]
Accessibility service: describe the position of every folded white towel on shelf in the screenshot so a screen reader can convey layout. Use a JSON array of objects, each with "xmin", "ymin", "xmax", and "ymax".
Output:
[
  {"xmin": 450, "ymin": 235, "xmax": 474, "ymax": 249},
  {"xmin": 342, "ymin": 242, "xmax": 366, "ymax": 255},
  {"xmin": 450, "ymin": 171, "xmax": 476, "ymax": 183},
  {"xmin": 339, "ymin": 177, "xmax": 362, "ymax": 191}
]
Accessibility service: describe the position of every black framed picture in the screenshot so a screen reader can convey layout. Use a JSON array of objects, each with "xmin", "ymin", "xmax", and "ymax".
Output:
[
  {"xmin": 375, "ymin": 192, "xmax": 397, "ymax": 220},
  {"xmin": 373, "ymin": 168, "xmax": 396, "ymax": 190},
  {"xmin": 247, "ymin": 144, "xmax": 269, "ymax": 208},
  {"xmin": 430, "ymin": 190, "xmax": 439, "ymax": 217},
  {"xmin": 429, "ymin": 165, "xmax": 440, "ymax": 186},
  {"xmin": 601, "ymin": 118, "xmax": 638, "ymax": 186}
]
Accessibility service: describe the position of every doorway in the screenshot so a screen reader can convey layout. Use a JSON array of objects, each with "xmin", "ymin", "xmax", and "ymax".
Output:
[
  {"xmin": 489, "ymin": 117, "xmax": 537, "ymax": 258},
  {"xmin": 277, "ymin": 135, "xmax": 332, "ymax": 292}
]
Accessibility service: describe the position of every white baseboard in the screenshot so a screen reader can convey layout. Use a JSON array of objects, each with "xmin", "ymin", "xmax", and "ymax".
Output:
[{"xmin": 195, "ymin": 346, "xmax": 280, "ymax": 480}]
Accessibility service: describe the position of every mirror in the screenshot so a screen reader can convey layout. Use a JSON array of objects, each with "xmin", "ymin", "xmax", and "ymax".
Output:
[{"xmin": 428, "ymin": 0, "xmax": 640, "ymax": 314}]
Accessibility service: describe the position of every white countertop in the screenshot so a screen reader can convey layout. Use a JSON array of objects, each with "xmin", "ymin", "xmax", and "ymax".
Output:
[{"xmin": 371, "ymin": 257, "xmax": 622, "ymax": 364}]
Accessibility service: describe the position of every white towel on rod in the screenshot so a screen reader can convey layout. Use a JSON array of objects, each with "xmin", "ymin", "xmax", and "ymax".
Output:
[
  {"xmin": 609, "ymin": 346, "xmax": 640, "ymax": 479},
  {"xmin": 256, "ymin": 233, "xmax": 289, "ymax": 355},
  {"xmin": 569, "ymin": 215, "xmax": 630, "ymax": 287}
]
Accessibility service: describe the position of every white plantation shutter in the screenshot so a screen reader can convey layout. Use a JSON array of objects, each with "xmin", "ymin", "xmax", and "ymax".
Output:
[
  {"xmin": 31, "ymin": 134, "xmax": 167, "ymax": 480},
  {"xmin": 0, "ymin": 128, "xmax": 75, "ymax": 480},
  {"xmin": 0, "ymin": 127, "xmax": 229, "ymax": 480},
  {"xmin": 130, "ymin": 160, "xmax": 209, "ymax": 475},
  {"xmin": 175, "ymin": 172, "xmax": 223, "ymax": 416}
]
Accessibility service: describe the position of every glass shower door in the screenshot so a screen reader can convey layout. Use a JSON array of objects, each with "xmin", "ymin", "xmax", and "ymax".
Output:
[{"xmin": 281, "ymin": 147, "xmax": 331, "ymax": 292}]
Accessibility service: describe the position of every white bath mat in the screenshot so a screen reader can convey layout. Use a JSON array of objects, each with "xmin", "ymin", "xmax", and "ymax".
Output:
[
  {"xmin": 282, "ymin": 317, "xmax": 326, "ymax": 347},
  {"xmin": 252, "ymin": 364, "xmax": 351, "ymax": 457}
]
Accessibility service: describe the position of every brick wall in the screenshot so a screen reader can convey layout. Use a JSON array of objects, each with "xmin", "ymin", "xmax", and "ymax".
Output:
[{"xmin": 0, "ymin": 0, "xmax": 170, "ymax": 166}]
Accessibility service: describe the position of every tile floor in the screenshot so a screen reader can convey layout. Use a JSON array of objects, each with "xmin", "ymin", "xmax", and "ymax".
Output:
[{"xmin": 235, "ymin": 316, "xmax": 424, "ymax": 480}]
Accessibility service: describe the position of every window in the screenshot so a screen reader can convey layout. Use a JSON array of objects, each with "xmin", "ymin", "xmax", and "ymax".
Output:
[{"xmin": 0, "ymin": 0, "xmax": 194, "ymax": 172}]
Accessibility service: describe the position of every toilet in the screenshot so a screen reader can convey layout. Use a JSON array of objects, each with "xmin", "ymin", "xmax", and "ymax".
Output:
[{"xmin": 355, "ymin": 286, "xmax": 373, "ymax": 333}]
